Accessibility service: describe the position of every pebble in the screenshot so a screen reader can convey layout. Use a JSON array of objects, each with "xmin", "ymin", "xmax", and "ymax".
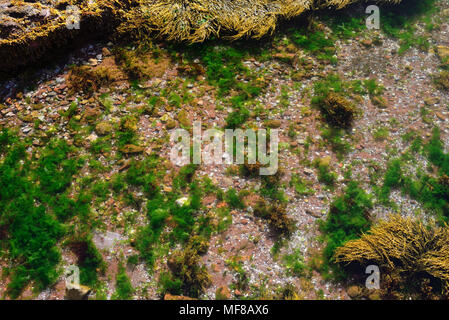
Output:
[{"xmin": 55, "ymin": 77, "xmax": 65, "ymax": 84}]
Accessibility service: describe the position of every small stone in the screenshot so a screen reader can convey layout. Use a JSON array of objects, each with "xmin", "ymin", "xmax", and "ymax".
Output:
[
  {"xmin": 305, "ymin": 209, "xmax": 322, "ymax": 218},
  {"xmin": 291, "ymin": 71, "xmax": 306, "ymax": 81},
  {"xmin": 304, "ymin": 168, "xmax": 314, "ymax": 175},
  {"xmin": 160, "ymin": 114, "xmax": 171, "ymax": 122},
  {"xmin": 360, "ymin": 39, "xmax": 372, "ymax": 47},
  {"xmin": 347, "ymin": 285, "xmax": 362, "ymax": 299},
  {"xmin": 55, "ymin": 77, "xmax": 65, "ymax": 84},
  {"xmin": 102, "ymin": 47, "xmax": 112, "ymax": 56},
  {"xmin": 32, "ymin": 104, "xmax": 45, "ymax": 110},
  {"xmin": 424, "ymin": 97, "xmax": 440, "ymax": 106},
  {"xmin": 266, "ymin": 119, "xmax": 282, "ymax": 128},
  {"xmin": 436, "ymin": 112, "xmax": 446, "ymax": 121},
  {"xmin": 177, "ymin": 110, "xmax": 191, "ymax": 127},
  {"xmin": 166, "ymin": 119, "xmax": 177, "ymax": 130},
  {"xmin": 368, "ymin": 291, "xmax": 381, "ymax": 300},
  {"xmin": 87, "ymin": 133, "xmax": 98, "ymax": 142},
  {"xmin": 273, "ymin": 52, "xmax": 296, "ymax": 65}
]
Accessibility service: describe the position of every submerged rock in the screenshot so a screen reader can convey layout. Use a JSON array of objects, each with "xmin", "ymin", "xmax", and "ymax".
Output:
[
  {"xmin": 437, "ymin": 46, "xmax": 449, "ymax": 60},
  {"xmin": 0, "ymin": 0, "xmax": 136, "ymax": 74},
  {"xmin": 95, "ymin": 121, "xmax": 113, "ymax": 136}
]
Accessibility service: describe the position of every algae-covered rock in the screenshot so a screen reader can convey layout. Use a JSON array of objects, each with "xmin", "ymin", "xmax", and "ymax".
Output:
[
  {"xmin": 0, "ymin": 0, "xmax": 137, "ymax": 74},
  {"xmin": 113, "ymin": 47, "xmax": 170, "ymax": 80},
  {"xmin": 435, "ymin": 71, "xmax": 449, "ymax": 91},
  {"xmin": 120, "ymin": 144, "xmax": 144, "ymax": 154},
  {"xmin": 95, "ymin": 121, "xmax": 113, "ymax": 136},
  {"xmin": 320, "ymin": 92, "xmax": 356, "ymax": 128},
  {"xmin": 68, "ymin": 66, "xmax": 115, "ymax": 96},
  {"xmin": 266, "ymin": 119, "xmax": 282, "ymax": 128},
  {"xmin": 166, "ymin": 119, "xmax": 177, "ymax": 130},
  {"xmin": 347, "ymin": 285, "xmax": 363, "ymax": 299},
  {"xmin": 81, "ymin": 107, "xmax": 101, "ymax": 124},
  {"xmin": 437, "ymin": 46, "xmax": 449, "ymax": 60},
  {"xmin": 177, "ymin": 110, "xmax": 191, "ymax": 127}
]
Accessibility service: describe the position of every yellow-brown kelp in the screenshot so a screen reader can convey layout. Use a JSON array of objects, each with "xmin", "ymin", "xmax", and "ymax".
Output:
[
  {"xmin": 0, "ymin": 0, "xmax": 404, "ymax": 73},
  {"xmin": 335, "ymin": 215, "xmax": 449, "ymax": 297},
  {"xmin": 118, "ymin": 0, "xmax": 312, "ymax": 42},
  {"xmin": 119, "ymin": 0, "xmax": 405, "ymax": 42}
]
